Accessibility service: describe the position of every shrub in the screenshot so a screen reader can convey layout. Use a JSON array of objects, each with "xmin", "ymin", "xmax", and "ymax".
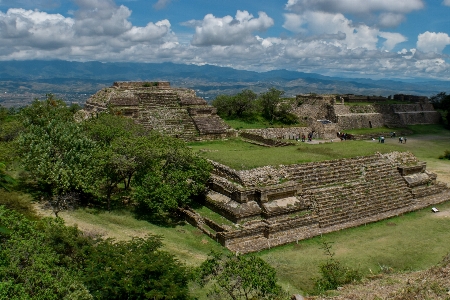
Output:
[
  {"xmin": 313, "ymin": 242, "xmax": 362, "ymax": 293},
  {"xmin": 438, "ymin": 150, "xmax": 450, "ymax": 160}
]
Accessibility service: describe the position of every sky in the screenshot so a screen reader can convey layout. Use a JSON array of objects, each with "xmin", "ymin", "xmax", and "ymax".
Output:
[{"xmin": 0, "ymin": 0, "xmax": 450, "ymax": 80}]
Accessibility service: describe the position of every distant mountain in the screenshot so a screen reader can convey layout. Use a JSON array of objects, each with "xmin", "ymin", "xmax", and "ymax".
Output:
[{"xmin": 0, "ymin": 60, "xmax": 449, "ymax": 106}]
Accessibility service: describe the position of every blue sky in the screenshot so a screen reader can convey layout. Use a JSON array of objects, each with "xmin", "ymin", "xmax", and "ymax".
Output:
[{"xmin": 0, "ymin": 0, "xmax": 450, "ymax": 80}]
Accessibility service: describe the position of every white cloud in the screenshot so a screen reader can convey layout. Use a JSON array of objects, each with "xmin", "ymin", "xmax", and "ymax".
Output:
[
  {"xmin": 189, "ymin": 10, "xmax": 274, "ymax": 46},
  {"xmin": 285, "ymin": 0, "xmax": 424, "ymax": 15},
  {"xmin": 443, "ymin": 0, "xmax": 450, "ymax": 6},
  {"xmin": 378, "ymin": 13, "xmax": 405, "ymax": 28},
  {"xmin": 153, "ymin": 0, "xmax": 171, "ymax": 10},
  {"xmin": 285, "ymin": 0, "xmax": 423, "ymax": 28},
  {"xmin": 417, "ymin": 31, "xmax": 450, "ymax": 53},
  {"xmin": 379, "ymin": 32, "xmax": 407, "ymax": 51}
]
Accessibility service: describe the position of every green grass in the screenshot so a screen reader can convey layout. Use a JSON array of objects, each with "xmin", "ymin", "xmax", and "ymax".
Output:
[
  {"xmin": 222, "ymin": 116, "xmax": 306, "ymax": 130},
  {"xmin": 57, "ymin": 200, "xmax": 450, "ymax": 297},
  {"xmin": 193, "ymin": 206, "xmax": 235, "ymax": 227},
  {"xmin": 257, "ymin": 201, "xmax": 450, "ymax": 294},
  {"xmin": 61, "ymin": 208, "xmax": 225, "ymax": 266},
  {"xmin": 189, "ymin": 137, "xmax": 405, "ymax": 170}
]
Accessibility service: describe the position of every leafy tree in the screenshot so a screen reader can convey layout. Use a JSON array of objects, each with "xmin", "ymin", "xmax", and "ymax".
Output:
[
  {"xmin": 133, "ymin": 136, "xmax": 212, "ymax": 218},
  {"xmin": 258, "ymin": 88, "xmax": 285, "ymax": 124},
  {"xmin": 83, "ymin": 235, "xmax": 191, "ymax": 300},
  {"xmin": 213, "ymin": 94, "xmax": 235, "ymax": 117},
  {"xmin": 430, "ymin": 92, "xmax": 450, "ymax": 126},
  {"xmin": 197, "ymin": 252, "xmax": 286, "ymax": 300},
  {"xmin": 232, "ymin": 89, "xmax": 258, "ymax": 117},
  {"xmin": 18, "ymin": 96, "xmax": 99, "ymax": 198},
  {"xmin": 84, "ymin": 113, "xmax": 148, "ymax": 210},
  {"xmin": 0, "ymin": 206, "xmax": 93, "ymax": 299}
]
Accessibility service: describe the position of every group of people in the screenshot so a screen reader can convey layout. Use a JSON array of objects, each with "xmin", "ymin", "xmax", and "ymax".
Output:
[
  {"xmin": 337, "ymin": 132, "xmax": 352, "ymax": 140},
  {"xmin": 398, "ymin": 136, "xmax": 407, "ymax": 143}
]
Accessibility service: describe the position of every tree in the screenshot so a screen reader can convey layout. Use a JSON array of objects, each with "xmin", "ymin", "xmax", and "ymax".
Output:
[
  {"xmin": 258, "ymin": 88, "xmax": 285, "ymax": 124},
  {"xmin": 0, "ymin": 162, "xmax": 15, "ymax": 191},
  {"xmin": 430, "ymin": 92, "xmax": 450, "ymax": 126},
  {"xmin": 0, "ymin": 207, "xmax": 93, "ymax": 300},
  {"xmin": 84, "ymin": 113, "xmax": 148, "ymax": 210},
  {"xmin": 18, "ymin": 96, "xmax": 99, "ymax": 198},
  {"xmin": 132, "ymin": 136, "xmax": 212, "ymax": 218},
  {"xmin": 197, "ymin": 252, "xmax": 286, "ymax": 300},
  {"xmin": 232, "ymin": 89, "xmax": 258, "ymax": 117},
  {"xmin": 213, "ymin": 94, "xmax": 235, "ymax": 117},
  {"xmin": 83, "ymin": 235, "xmax": 191, "ymax": 299}
]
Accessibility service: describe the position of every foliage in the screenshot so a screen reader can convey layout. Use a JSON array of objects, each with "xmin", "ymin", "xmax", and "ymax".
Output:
[
  {"xmin": 0, "ymin": 162, "xmax": 15, "ymax": 191},
  {"xmin": 213, "ymin": 88, "xmax": 298, "ymax": 125},
  {"xmin": 18, "ymin": 96, "xmax": 99, "ymax": 197},
  {"xmin": 0, "ymin": 206, "xmax": 93, "ymax": 300},
  {"xmin": 0, "ymin": 190, "xmax": 38, "ymax": 220},
  {"xmin": 430, "ymin": 92, "xmax": 450, "ymax": 126},
  {"xmin": 258, "ymin": 88, "xmax": 285, "ymax": 124},
  {"xmin": 438, "ymin": 150, "xmax": 450, "ymax": 160},
  {"xmin": 84, "ymin": 113, "xmax": 148, "ymax": 210},
  {"xmin": 213, "ymin": 90, "xmax": 258, "ymax": 119},
  {"xmin": 197, "ymin": 251, "xmax": 286, "ymax": 300},
  {"xmin": 0, "ymin": 206, "xmax": 192, "ymax": 299},
  {"xmin": 83, "ymin": 235, "xmax": 191, "ymax": 300},
  {"xmin": 133, "ymin": 136, "xmax": 212, "ymax": 218},
  {"xmin": 313, "ymin": 242, "xmax": 361, "ymax": 293}
]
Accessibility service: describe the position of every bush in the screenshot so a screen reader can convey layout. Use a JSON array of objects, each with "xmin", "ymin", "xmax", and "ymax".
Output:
[
  {"xmin": 438, "ymin": 150, "xmax": 450, "ymax": 160},
  {"xmin": 313, "ymin": 242, "xmax": 362, "ymax": 293},
  {"xmin": 0, "ymin": 190, "xmax": 38, "ymax": 220}
]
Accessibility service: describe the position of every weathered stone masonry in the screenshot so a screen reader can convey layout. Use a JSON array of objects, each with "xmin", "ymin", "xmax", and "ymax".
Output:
[
  {"xmin": 84, "ymin": 81, "xmax": 234, "ymax": 141},
  {"xmin": 183, "ymin": 152, "xmax": 450, "ymax": 253}
]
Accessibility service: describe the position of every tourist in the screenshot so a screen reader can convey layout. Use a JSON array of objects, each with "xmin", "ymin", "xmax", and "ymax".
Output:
[
  {"xmin": 381, "ymin": 136, "xmax": 385, "ymax": 143},
  {"xmin": 404, "ymin": 137, "xmax": 407, "ymax": 143},
  {"xmin": 399, "ymin": 137, "xmax": 403, "ymax": 143}
]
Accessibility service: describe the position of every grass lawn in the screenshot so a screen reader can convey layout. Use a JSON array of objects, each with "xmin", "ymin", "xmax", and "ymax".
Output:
[{"xmin": 189, "ymin": 137, "xmax": 405, "ymax": 170}]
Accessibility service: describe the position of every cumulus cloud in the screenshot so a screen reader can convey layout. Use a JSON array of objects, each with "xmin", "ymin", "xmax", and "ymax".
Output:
[
  {"xmin": 188, "ymin": 10, "xmax": 274, "ymax": 46},
  {"xmin": 417, "ymin": 31, "xmax": 450, "ymax": 53},
  {"xmin": 0, "ymin": 0, "xmax": 173, "ymax": 58}
]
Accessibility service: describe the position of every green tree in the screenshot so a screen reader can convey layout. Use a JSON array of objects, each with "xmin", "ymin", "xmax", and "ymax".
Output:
[
  {"xmin": 133, "ymin": 136, "xmax": 212, "ymax": 218},
  {"xmin": 197, "ymin": 252, "xmax": 286, "ymax": 300},
  {"xmin": 18, "ymin": 96, "xmax": 99, "ymax": 198},
  {"xmin": 232, "ymin": 89, "xmax": 258, "ymax": 117},
  {"xmin": 430, "ymin": 92, "xmax": 450, "ymax": 126},
  {"xmin": 84, "ymin": 113, "xmax": 148, "ymax": 210},
  {"xmin": 0, "ymin": 162, "xmax": 15, "ymax": 191},
  {"xmin": 213, "ymin": 94, "xmax": 235, "ymax": 117},
  {"xmin": 83, "ymin": 235, "xmax": 191, "ymax": 300},
  {"xmin": 258, "ymin": 88, "xmax": 285, "ymax": 124},
  {"xmin": 0, "ymin": 206, "xmax": 93, "ymax": 299}
]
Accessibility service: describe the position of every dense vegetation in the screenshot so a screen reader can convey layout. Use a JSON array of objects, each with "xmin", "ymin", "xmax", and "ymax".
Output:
[
  {"xmin": 212, "ymin": 88, "xmax": 301, "ymax": 127},
  {"xmin": 0, "ymin": 97, "xmax": 288, "ymax": 299},
  {"xmin": 14, "ymin": 96, "xmax": 211, "ymax": 219}
]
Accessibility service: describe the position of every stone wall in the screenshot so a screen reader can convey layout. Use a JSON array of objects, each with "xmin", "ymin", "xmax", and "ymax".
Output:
[
  {"xmin": 333, "ymin": 103, "xmax": 441, "ymax": 130},
  {"xmin": 185, "ymin": 152, "xmax": 450, "ymax": 253}
]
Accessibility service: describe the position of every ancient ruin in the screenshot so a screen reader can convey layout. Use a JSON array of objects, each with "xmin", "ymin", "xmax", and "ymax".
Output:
[
  {"xmin": 84, "ymin": 81, "xmax": 232, "ymax": 140},
  {"xmin": 184, "ymin": 152, "xmax": 450, "ymax": 253},
  {"xmin": 84, "ymin": 84, "xmax": 448, "ymax": 253}
]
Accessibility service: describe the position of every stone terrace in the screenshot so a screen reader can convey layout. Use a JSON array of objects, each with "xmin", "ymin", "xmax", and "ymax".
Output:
[{"xmin": 183, "ymin": 152, "xmax": 450, "ymax": 253}]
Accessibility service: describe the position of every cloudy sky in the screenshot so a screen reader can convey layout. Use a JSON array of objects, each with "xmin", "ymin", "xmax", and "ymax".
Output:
[{"xmin": 1, "ymin": 0, "xmax": 450, "ymax": 80}]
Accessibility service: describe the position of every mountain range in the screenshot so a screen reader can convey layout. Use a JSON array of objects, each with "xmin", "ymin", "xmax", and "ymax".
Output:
[{"xmin": 0, "ymin": 60, "xmax": 449, "ymax": 106}]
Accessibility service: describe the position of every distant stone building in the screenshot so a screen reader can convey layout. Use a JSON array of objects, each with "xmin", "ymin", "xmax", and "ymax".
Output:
[{"xmin": 84, "ymin": 81, "xmax": 233, "ymax": 140}]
